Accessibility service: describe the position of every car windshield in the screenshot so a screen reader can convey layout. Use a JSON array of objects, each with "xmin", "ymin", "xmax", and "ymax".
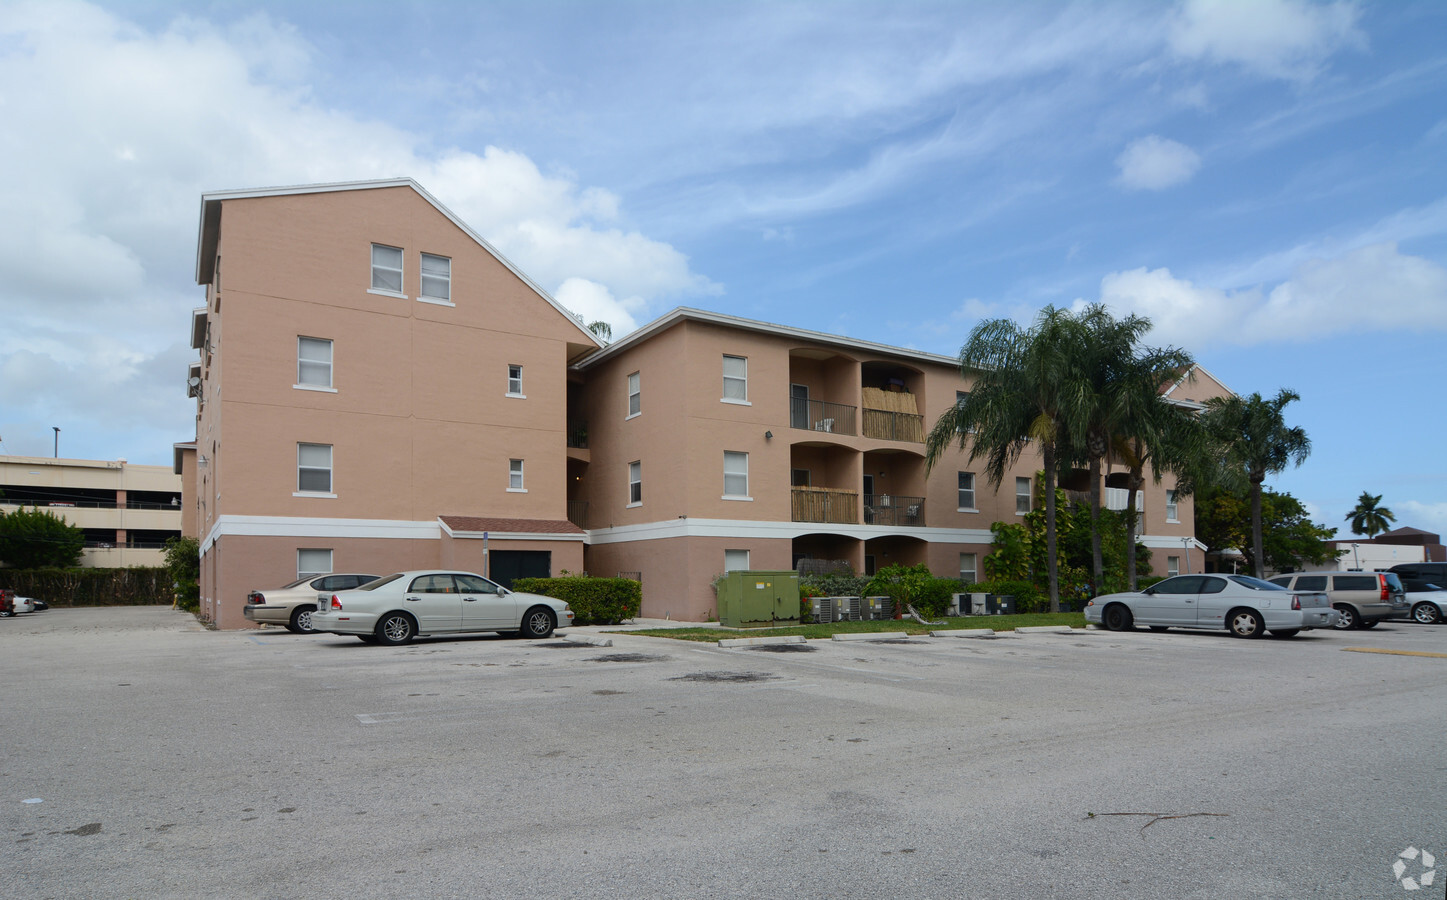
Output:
[
  {"xmin": 1228, "ymin": 575, "xmax": 1285, "ymax": 591},
  {"xmin": 357, "ymin": 573, "xmax": 405, "ymax": 591}
]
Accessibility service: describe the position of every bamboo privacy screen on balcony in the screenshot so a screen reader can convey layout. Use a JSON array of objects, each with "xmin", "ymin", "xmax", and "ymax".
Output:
[
  {"xmin": 791, "ymin": 487, "xmax": 859, "ymax": 524},
  {"xmin": 862, "ymin": 388, "xmax": 925, "ymax": 442}
]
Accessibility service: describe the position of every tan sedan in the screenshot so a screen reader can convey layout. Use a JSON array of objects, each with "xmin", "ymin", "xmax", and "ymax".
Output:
[{"xmin": 244, "ymin": 573, "xmax": 381, "ymax": 633}]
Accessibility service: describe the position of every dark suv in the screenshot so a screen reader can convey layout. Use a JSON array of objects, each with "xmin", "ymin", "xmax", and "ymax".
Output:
[{"xmin": 1388, "ymin": 562, "xmax": 1447, "ymax": 593}]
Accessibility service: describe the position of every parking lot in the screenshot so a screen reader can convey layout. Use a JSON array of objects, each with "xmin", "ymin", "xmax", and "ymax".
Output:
[{"xmin": 4, "ymin": 607, "xmax": 1445, "ymax": 899}]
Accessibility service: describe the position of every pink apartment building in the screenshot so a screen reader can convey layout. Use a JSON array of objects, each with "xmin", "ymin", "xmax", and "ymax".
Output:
[{"xmin": 183, "ymin": 179, "xmax": 1215, "ymax": 628}]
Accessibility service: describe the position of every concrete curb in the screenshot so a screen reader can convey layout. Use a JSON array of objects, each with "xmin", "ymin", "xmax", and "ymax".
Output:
[
  {"xmin": 830, "ymin": 632, "xmax": 914, "ymax": 642},
  {"xmin": 559, "ymin": 633, "xmax": 614, "ymax": 647},
  {"xmin": 1014, "ymin": 626, "xmax": 1080, "ymax": 634},
  {"xmin": 718, "ymin": 635, "xmax": 807, "ymax": 648},
  {"xmin": 929, "ymin": 628, "xmax": 996, "ymax": 638}
]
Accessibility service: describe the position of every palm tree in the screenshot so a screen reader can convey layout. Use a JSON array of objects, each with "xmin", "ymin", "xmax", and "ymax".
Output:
[
  {"xmin": 1200, "ymin": 389, "xmax": 1311, "ymax": 578},
  {"xmin": 926, "ymin": 306, "xmax": 1088, "ymax": 612},
  {"xmin": 1345, "ymin": 491, "xmax": 1396, "ymax": 538}
]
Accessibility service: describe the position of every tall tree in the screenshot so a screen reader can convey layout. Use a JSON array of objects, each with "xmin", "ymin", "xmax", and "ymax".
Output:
[
  {"xmin": 1195, "ymin": 485, "xmax": 1337, "ymax": 575},
  {"xmin": 1345, "ymin": 491, "xmax": 1396, "ymax": 538},
  {"xmin": 1200, "ymin": 389, "xmax": 1312, "ymax": 578},
  {"xmin": 926, "ymin": 306, "xmax": 1087, "ymax": 611}
]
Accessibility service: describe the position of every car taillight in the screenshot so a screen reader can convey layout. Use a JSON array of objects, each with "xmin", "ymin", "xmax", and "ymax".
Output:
[
  {"xmin": 1379, "ymin": 576, "xmax": 1389, "ymax": 601},
  {"xmin": 247, "ymin": 591, "xmax": 263, "ymax": 605},
  {"xmin": 330, "ymin": 595, "xmax": 343, "ymax": 609},
  {"xmin": 1291, "ymin": 595, "xmax": 1301, "ymax": 611}
]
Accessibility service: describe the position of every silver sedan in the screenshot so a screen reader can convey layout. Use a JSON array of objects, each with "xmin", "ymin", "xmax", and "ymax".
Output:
[
  {"xmin": 310, "ymin": 570, "xmax": 574, "ymax": 645},
  {"xmin": 1084, "ymin": 573, "xmax": 1336, "ymax": 638}
]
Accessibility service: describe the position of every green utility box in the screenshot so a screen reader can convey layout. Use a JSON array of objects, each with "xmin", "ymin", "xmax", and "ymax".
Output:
[{"xmin": 716, "ymin": 570, "xmax": 801, "ymax": 628}]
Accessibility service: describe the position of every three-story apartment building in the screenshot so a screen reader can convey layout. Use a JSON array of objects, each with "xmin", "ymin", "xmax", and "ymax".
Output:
[{"xmin": 185, "ymin": 179, "xmax": 1217, "ymax": 628}]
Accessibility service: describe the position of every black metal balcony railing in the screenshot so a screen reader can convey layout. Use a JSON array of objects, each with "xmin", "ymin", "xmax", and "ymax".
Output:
[
  {"xmin": 567, "ymin": 420, "xmax": 588, "ymax": 449},
  {"xmin": 862, "ymin": 408, "xmax": 925, "ymax": 442},
  {"xmin": 567, "ymin": 500, "xmax": 589, "ymax": 529},
  {"xmin": 864, "ymin": 494, "xmax": 924, "ymax": 526},
  {"xmin": 789, "ymin": 398, "xmax": 857, "ymax": 436},
  {"xmin": 790, "ymin": 487, "xmax": 859, "ymax": 524}
]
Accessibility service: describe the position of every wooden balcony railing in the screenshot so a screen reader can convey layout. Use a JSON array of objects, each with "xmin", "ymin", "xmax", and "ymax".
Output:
[
  {"xmin": 791, "ymin": 487, "xmax": 859, "ymax": 524},
  {"xmin": 862, "ymin": 408, "xmax": 924, "ymax": 442}
]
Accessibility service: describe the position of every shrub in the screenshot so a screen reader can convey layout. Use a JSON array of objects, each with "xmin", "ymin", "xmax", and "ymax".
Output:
[
  {"xmin": 0, "ymin": 507, "xmax": 85, "ymax": 568},
  {"xmin": 511, "ymin": 576, "xmax": 641, "ymax": 626},
  {"xmin": 0, "ymin": 567, "xmax": 171, "ymax": 606},
  {"xmin": 799, "ymin": 571, "xmax": 871, "ymax": 599}
]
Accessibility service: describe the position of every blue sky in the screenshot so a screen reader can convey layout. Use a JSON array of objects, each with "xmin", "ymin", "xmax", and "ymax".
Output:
[{"xmin": 1, "ymin": 0, "xmax": 1444, "ymax": 538}]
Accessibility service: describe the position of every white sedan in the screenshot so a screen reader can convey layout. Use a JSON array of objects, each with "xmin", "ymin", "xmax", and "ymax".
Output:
[
  {"xmin": 1405, "ymin": 588, "xmax": 1447, "ymax": 625},
  {"xmin": 1084, "ymin": 573, "xmax": 1336, "ymax": 638},
  {"xmin": 310, "ymin": 570, "xmax": 574, "ymax": 645}
]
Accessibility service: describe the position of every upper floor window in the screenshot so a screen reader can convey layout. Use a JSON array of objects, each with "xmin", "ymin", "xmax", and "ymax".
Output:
[
  {"xmin": 297, "ymin": 443, "xmax": 333, "ymax": 495},
  {"xmin": 957, "ymin": 472, "xmax": 976, "ymax": 510},
  {"xmin": 297, "ymin": 548, "xmax": 333, "ymax": 580},
  {"xmin": 370, "ymin": 244, "xmax": 404, "ymax": 295},
  {"xmin": 1015, "ymin": 476, "xmax": 1031, "ymax": 514},
  {"xmin": 723, "ymin": 451, "xmax": 750, "ymax": 499},
  {"xmin": 955, "ymin": 391, "xmax": 973, "ymax": 432},
  {"xmin": 420, "ymin": 253, "xmax": 452, "ymax": 304},
  {"xmin": 627, "ymin": 372, "xmax": 641, "ymax": 418},
  {"xmin": 297, "ymin": 337, "xmax": 333, "ymax": 389},
  {"xmin": 507, "ymin": 364, "xmax": 524, "ymax": 397},
  {"xmin": 722, "ymin": 355, "xmax": 748, "ymax": 403},
  {"xmin": 628, "ymin": 461, "xmax": 642, "ymax": 506},
  {"xmin": 509, "ymin": 459, "xmax": 525, "ymax": 492},
  {"xmin": 1166, "ymin": 489, "xmax": 1179, "ymax": 522}
]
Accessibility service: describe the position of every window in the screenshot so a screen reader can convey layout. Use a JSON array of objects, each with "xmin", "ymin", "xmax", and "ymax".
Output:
[
  {"xmin": 509, "ymin": 459, "xmax": 525, "ymax": 491},
  {"xmin": 1167, "ymin": 556, "xmax": 1180, "ymax": 577},
  {"xmin": 420, "ymin": 252, "xmax": 451, "ymax": 303},
  {"xmin": 297, "ymin": 548, "xmax": 332, "ymax": 580},
  {"xmin": 507, "ymin": 364, "xmax": 523, "ymax": 397},
  {"xmin": 723, "ymin": 451, "xmax": 749, "ymax": 499},
  {"xmin": 627, "ymin": 372, "xmax": 640, "ymax": 417},
  {"xmin": 955, "ymin": 391, "xmax": 973, "ymax": 432},
  {"xmin": 1015, "ymin": 477, "xmax": 1031, "ymax": 514},
  {"xmin": 297, "ymin": 337, "xmax": 333, "ymax": 389},
  {"xmin": 960, "ymin": 552, "xmax": 978, "ymax": 584},
  {"xmin": 724, "ymin": 549, "xmax": 750, "ymax": 572},
  {"xmin": 791, "ymin": 469, "xmax": 811, "ymax": 487},
  {"xmin": 1166, "ymin": 489, "xmax": 1179, "ymax": 522},
  {"xmin": 297, "ymin": 443, "xmax": 333, "ymax": 494},
  {"xmin": 722, "ymin": 355, "xmax": 748, "ymax": 403},
  {"xmin": 370, "ymin": 244, "xmax": 403, "ymax": 295},
  {"xmin": 957, "ymin": 472, "xmax": 976, "ymax": 510},
  {"xmin": 628, "ymin": 461, "xmax": 642, "ymax": 506}
]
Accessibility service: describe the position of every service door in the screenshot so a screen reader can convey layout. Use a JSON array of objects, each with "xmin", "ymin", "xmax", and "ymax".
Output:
[{"xmin": 489, "ymin": 550, "xmax": 551, "ymax": 590}]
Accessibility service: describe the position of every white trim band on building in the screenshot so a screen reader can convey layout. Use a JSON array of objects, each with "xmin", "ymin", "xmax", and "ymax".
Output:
[{"xmin": 201, "ymin": 515, "xmax": 444, "ymax": 554}]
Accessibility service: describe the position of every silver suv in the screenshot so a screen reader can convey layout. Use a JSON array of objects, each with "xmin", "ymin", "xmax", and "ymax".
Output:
[{"xmin": 1267, "ymin": 571, "xmax": 1407, "ymax": 629}]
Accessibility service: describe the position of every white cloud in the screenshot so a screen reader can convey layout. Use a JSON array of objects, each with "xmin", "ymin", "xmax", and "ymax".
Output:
[
  {"xmin": 551, "ymin": 278, "xmax": 646, "ymax": 337},
  {"xmin": 1396, "ymin": 501, "xmax": 1447, "ymax": 542},
  {"xmin": 1169, "ymin": 0, "xmax": 1364, "ymax": 81},
  {"xmin": 1093, "ymin": 242, "xmax": 1447, "ymax": 348},
  {"xmin": 1115, "ymin": 135, "xmax": 1202, "ymax": 190}
]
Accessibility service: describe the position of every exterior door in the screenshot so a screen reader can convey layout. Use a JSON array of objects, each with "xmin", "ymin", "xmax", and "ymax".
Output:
[
  {"xmin": 403, "ymin": 573, "xmax": 465, "ymax": 632},
  {"xmin": 489, "ymin": 550, "xmax": 551, "ymax": 590},
  {"xmin": 456, "ymin": 573, "xmax": 516, "ymax": 630},
  {"xmin": 790, "ymin": 384, "xmax": 810, "ymax": 429},
  {"xmin": 1137, "ymin": 575, "xmax": 1204, "ymax": 626}
]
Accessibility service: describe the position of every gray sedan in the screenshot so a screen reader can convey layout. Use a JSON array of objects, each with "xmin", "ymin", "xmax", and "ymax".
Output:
[{"xmin": 1084, "ymin": 573, "xmax": 1335, "ymax": 638}]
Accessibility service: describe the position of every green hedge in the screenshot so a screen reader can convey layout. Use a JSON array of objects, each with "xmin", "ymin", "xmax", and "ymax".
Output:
[
  {"xmin": 511, "ymin": 576, "xmax": 641, "ymax": 626},
  {"xmin": 0, "ymin": 567, "xmax": 172, "ymax": 606}
]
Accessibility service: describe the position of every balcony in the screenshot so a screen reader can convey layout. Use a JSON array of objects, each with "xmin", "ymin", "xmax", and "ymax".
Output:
[
  {"xmin": 567, "ymin": 420, "xmax": 588, "ymax": 449},
  {"xmin": 789, "ymin": 398, "xmax": 857, "ymax": 436},
  {"xmin": 567, "ymin": 500, "xmax": 588, "ymax": 529},
  {"xmin": 862, "ymin": 408, "xmax": 924, "ymax": 442},
  {"xmin": 790, "ymin": 487, "xmax": 859, "ymax": 525},
  {"xmin": 864, "ymin": 494, "xmax": 924, "ymax": 526}
]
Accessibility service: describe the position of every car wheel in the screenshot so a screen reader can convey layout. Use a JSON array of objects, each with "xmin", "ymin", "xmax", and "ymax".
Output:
[
  {"xmin": 287, "ymin": 605, "xmax": 318, "ymax": 635},
  {"xmin": 520, "ymin": 606, "xmax": 556, "ymax": 639},
  {"xmin": 1269, "ymin": 629, "xmax": 1299, "ymax": 638},
  {"xmin": 1102, "ymin": 604, "xmax": 1133, "ymax": 632},
  {"xmin": 375, "ymin": 613, "xmax": 416, "ymax": 646},
  {"xmin": 1412, "ymin": 602, "xmax": 1443, "ymax": 625},
  {"xmin": 1332, "ymin": 604, "xmax": 1358, "ymax": 630},
  {"xmin": 1227, "ymin": 609, "xmax": 1265, "ymax": 638}
]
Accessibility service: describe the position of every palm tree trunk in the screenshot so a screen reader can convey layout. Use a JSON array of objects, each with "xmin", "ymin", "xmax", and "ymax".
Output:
[
  {"xmin": 1125, "ymin": 465, "xmax": 1144, "ymax": 590},
  {"xmin": 1044, "ymin": 442, "xmax": 1060, "ymax": 613},
  {"xmin": 1088, "ymin": 456, "xmax": 1103, "ymax": 594},
  {"xmin": 1250, "ymin": 475, "xmax": 1265, "ymax": 579}
]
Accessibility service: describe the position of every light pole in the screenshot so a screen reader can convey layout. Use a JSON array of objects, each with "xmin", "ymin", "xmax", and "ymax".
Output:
[
  {"xmin": 1351, "ymin": 543, "xmax": 1360, "ymax": 571},
  {"xmin": 52, "ymin": 426, "xmax": 59, "ymax": 458},
  {"xmin": 1182, "ymin": 536, "xmax": 1191, "ymax": 574}
]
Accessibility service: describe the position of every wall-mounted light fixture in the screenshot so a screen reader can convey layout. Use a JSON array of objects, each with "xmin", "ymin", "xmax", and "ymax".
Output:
[{"xmin": 764, "ymin": 431, "xmax": 773, "ymax": 440}]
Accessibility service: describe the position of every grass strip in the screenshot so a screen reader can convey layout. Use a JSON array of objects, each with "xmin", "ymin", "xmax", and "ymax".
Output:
[{"xmin": 621, "ymin": 612, "xmax": 1087, "ymax": 643}]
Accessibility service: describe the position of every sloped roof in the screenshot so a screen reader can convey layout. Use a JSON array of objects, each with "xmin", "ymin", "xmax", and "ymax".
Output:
[{"xmin": 439, "ymin": 516, "xmax": 584, "ymax": 536}]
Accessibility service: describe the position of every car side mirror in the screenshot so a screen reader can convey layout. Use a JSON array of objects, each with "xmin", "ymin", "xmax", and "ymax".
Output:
[
  {"xmin": 498, "ymin": 587, "xmax": 511, "ymax": 596},
  {"xmin": 1142, "ymin": 587, "xmax": 1155, "ymax": 596}
]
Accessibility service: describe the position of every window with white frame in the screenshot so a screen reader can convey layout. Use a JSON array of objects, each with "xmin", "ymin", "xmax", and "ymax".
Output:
[
  {"xmin": 722, "ymin": 355, "xmax": 748, "ymax": 403},
  {"xmin": 297, "ymin": 548, "xmax": 333, "ymax": 580},
  {"xmin": 955, "ymin": 390, "xmax": 973, "ymax": 432},
  {"xmin": 959, "ymin": 552, "xmax": 978, "ymax": 584},
  {"xmin": 370, "ymin": 244, "xmax": 403, "ymax": 294},
  {"xmin": 420, "ymin": 252, "xmax": 451, "ymax": 302},
  {"xmin": 628, "ymin": 461, "xmax": 642, "ymax": 506},
  {"xmin": 297, "ymin": 337, "xmax": 333, "ymax": 389},
  {"xmin": 507, "ymin": 364, "xmax": 523, "ymax": 397},
  {"xmin": 509, "ymin": 459, "xmax": 525, "ymax": 491},
  {"xmin": 297, "ymin": 443, "xmax": 333, "ymax": 494},
  {"xmin": 627, "ymin": 371, "xmax": 640, "ymax": 417},
  {"xmin": 1015, "ymin": 476, "xmax": 1031, "ymax": 514},
  {"xmin": 1166, "ymin": 489, "xmax": 1179, "ymax": 522},
  {"xmin": 723, "ymin": 451, "xmax": 749, "ymax": 498},
  {"xmin": 724, "ymin": 549, "xmax": 750, "ymax": 572},
  {"xmin": 1167, "ymin": 555, "xmax": 1180, "ymax": 577},
  {"xmin": 958, "ymin": 472, "xmax": 976, "ymax": 510}
]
